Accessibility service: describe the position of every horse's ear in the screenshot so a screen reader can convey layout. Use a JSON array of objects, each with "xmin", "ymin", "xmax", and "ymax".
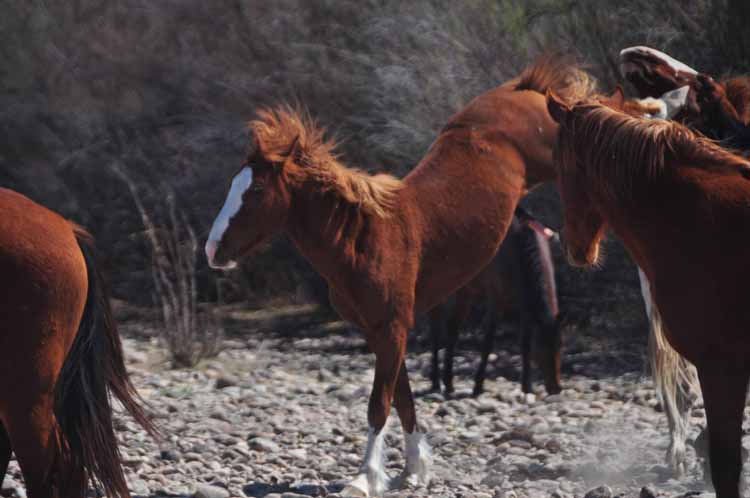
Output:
[
  {"xmin": 609, "ymin": 85, "xmax": 626, "ymax": 109},
  {"xmin": 546, "ymin": 90, "xmax": 570, "ymax": 123}
]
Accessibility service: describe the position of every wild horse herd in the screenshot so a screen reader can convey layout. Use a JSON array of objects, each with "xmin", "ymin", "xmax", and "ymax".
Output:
[{"xmin": 3, "ymin": 46, "xmax": 750, "ymax": 498}]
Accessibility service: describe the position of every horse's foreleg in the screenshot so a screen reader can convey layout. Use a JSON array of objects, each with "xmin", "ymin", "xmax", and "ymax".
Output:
[
  {"xmin": 0, "ymin": 421, "xmax": 11, "ymax": 482},
  {"xmin": 473, "ymin": 305, "xmax": 497, "ymax": 397},
  {"xmin": 697, "ymin": 365, "xmax": 748, "ymax": 498},
  {"xmin": 428, "ymin": 308, "xmax": 443, "ymax": 393},
  {"xmin": 520, "ymin": 316, "xmax": 533, "ymax": 394},
  {"xmin": 443, "ymin": 291, "xmax": 473, "ymax": 395},
  {"xmin": 393, "ymin": 360, "xmax": 432, "ymax": 489},
  {"xmin": 344, "ymin": 322, "xmax": 408, "ymax": 498}
]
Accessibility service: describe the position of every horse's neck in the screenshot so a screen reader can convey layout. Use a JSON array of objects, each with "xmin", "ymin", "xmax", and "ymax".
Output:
[
  {"xmin": 286, "ymin": 189, "xmax": 370, "ymax": 287},
  {"xmin": 516, "ymin": 114, "xmax": 558, "ymax": 189}
]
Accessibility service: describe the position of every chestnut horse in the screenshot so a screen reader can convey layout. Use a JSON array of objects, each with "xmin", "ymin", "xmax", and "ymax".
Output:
[
  {"xmin": 0, "ymin": 188, "xmax": 155, "ymax": 498},
  {"xmin": 599, "ymin": 85, "xmax": 703, "ymax": 476},
  {"xmin": 620, "ymin": 47, "xmax": 750, "ymax": 475},
  {"xmin": 621, "ymin": 46, "xmax": 750, "ymax": 145},
  {"xmin": 546, "ymin": 93, "xmax": 750, "ymax": 498},
  {"xmin": 205, "ymin": 57, "xmax": 595, "ymax": 497},
  {"xmin": 429, "ymin": 206, "xmax": 566, "ymax": 398}
]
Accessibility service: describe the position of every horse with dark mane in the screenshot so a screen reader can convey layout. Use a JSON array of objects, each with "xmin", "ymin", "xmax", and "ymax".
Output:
[
  {"xmin": 429, "ymin": 206, "xmax": 567, "ymax": 399},
  {"xmin": 0, "ymin": 188, "xmax": 156, "ymax": 498},
  {"xmin": 204, "ymin": 56, "xmax": 596, "ymax": 497},
  {"xmin": 547, "ymin": 92, "xmax": 750, "ymax": 498}
]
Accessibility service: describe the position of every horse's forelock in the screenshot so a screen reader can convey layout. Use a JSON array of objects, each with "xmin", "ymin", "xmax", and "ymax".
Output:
[{"xmin": 248, "ymin": 103, "xmax": 402, "ymax": 218}]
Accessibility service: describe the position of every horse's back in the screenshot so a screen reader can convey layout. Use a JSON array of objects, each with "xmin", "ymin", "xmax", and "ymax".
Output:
[
  {"xmin": 407, "ymin": 89, "xmax": 554, "ymax": 312},
  {"xmin": 407, "ymin": 129, "xmax": 524, "ymax": 312},
  {"xmin": 0, "ymin": 187, "xmax": 85, "ymax": 283},
  {"xmin": 0, "ymin": 188, "xmax": 88, "ymax": 394}
]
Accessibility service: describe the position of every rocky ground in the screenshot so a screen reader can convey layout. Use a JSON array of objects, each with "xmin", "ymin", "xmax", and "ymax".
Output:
[{"xmin": 0, "ymin": 309, "xmax": 742, "ymax": 498}]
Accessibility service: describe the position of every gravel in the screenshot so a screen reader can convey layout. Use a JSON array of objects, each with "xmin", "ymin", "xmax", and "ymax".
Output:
[{"xmin": 0, "ymin": 319, "xmax": 740, "ymax": 498}]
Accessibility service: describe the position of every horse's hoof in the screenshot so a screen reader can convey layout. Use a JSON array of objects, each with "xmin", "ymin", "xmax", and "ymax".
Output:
[
  {"xmin": 666, "ymin": 445, "xmax": 686, "ymax": 477},
  {"xmin": 395, "ymin": 469, "xmax": 431, "ymax": 490},
  {"xmin": 341, "ymin": 474, "xmax": 370, "ymax": 497},
  {"xmin": 523, "ymin": 392, "xmax": 537, "ymax": 404},
  {"xmin": 472, "ymin": 386, "xmax": 484, "ymax": 397},
  {"xmin": 341, "ymin": 471, "xmax": 389, "ymax": 498}
]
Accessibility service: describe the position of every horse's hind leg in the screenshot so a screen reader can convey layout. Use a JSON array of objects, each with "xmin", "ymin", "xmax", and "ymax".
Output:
[
  {"xmin": 520, "ymin": 315, "xmax": 534, "ymax": 395},
  {"xmin": 393, "ymin": 361, "xmax": 432, "ymax": 489},
  {"xmin": 473, "ymin": 303, "xmax": 497, "ymax": 397},
  {"xmin": 0, "ymin": 421, "xmax": 11, "ymax": 481},
  {"xmin": 697, "ymin": 365, "xmax": 748, "ymax": 498},
  {"xmin": 6, "ymin": 397, "xmax": 59, "ymax": 498}
]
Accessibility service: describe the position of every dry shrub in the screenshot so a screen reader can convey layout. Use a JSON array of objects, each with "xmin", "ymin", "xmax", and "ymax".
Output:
[{"xmin": 113, "ymin": 163, "xmax": 223, "ymax": 367}]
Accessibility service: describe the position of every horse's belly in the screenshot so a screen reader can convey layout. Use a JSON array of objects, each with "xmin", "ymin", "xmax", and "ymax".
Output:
[{"xmin": 414, "ymin": 192, "xmax": 518, "ymax": 314}]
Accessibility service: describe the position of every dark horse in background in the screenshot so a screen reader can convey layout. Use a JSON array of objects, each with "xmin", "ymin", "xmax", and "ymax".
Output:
[
  {"xmin": 547, "ymin": 92, "xmax": 750, "ymax": 498},
  {"xmin": 0, "ymin": 188, "xmax": 155, "ymax": 498},
  {"xmin": 204, "ymin": 56, "xmax": 595, "ymax": 497},
  {"xmin": 429, "ymin": 206, "xmax": 569, "ymax": 399}
]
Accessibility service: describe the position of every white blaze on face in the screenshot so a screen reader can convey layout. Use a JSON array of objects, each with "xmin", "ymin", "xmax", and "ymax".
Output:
[
  {"xmin": 205, "ymin": 167, "xmax": 253, "ymax": 269},
  {"xmin": 620, "ymin": 46, "xmax": 698, "ymax": 76}
]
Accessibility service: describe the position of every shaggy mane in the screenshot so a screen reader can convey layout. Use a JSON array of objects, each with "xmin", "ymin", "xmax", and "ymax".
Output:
[
  {"xmin": 511, "ymin": 53, "xmax": 598, "ymax": 104},
  {"xmin": 250, "ymin": 105, "xmax": 402, "ymax": 218},
  {"xmin": 557, "ymin": 101, "xmax": 750, "ymax": 203}
]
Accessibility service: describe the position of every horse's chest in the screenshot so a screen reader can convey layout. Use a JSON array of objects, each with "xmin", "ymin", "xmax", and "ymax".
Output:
[{"xmin": 655, "ymin": 280, "xmax": 750, "ymax": 364}]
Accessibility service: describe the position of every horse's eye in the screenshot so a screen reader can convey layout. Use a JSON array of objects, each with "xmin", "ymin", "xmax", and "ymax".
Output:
[{"xmin": 249, "ymin": 184, "xmax": 265, "ymax": 193}]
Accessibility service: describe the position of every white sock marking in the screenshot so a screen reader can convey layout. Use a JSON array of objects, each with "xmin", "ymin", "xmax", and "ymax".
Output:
[
  {"xmin": 205, "ymin": 167, "xmax": 253, "ymax": 268},
  {"xmin": 620, "ymin": 46, "xmax": 698, "ymax": 76},
  {"xmin": 404, "ymin": 430, "xmax": 432, "ymax": 487},
  {"xmin": 345, "ymin": 424, "xmax": 390, "ymax": 497}
]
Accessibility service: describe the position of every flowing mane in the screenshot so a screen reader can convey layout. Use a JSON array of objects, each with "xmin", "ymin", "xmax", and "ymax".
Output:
[
  {"xmin": 250, "ymin": 106, "xmax": 402, "ymax": 218},
  {"xmin": 510, "ymin": 53, "xmax": 597, "ymax": 103},
  {"xmin": 557, "ymin": 101, "xmax": 750, "ymax": 203}
]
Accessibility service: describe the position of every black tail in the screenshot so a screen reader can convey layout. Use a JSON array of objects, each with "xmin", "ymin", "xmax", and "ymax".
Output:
[{"xmin": 54, "ymin": 227, "xmax": 157, "ymax": 498}]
